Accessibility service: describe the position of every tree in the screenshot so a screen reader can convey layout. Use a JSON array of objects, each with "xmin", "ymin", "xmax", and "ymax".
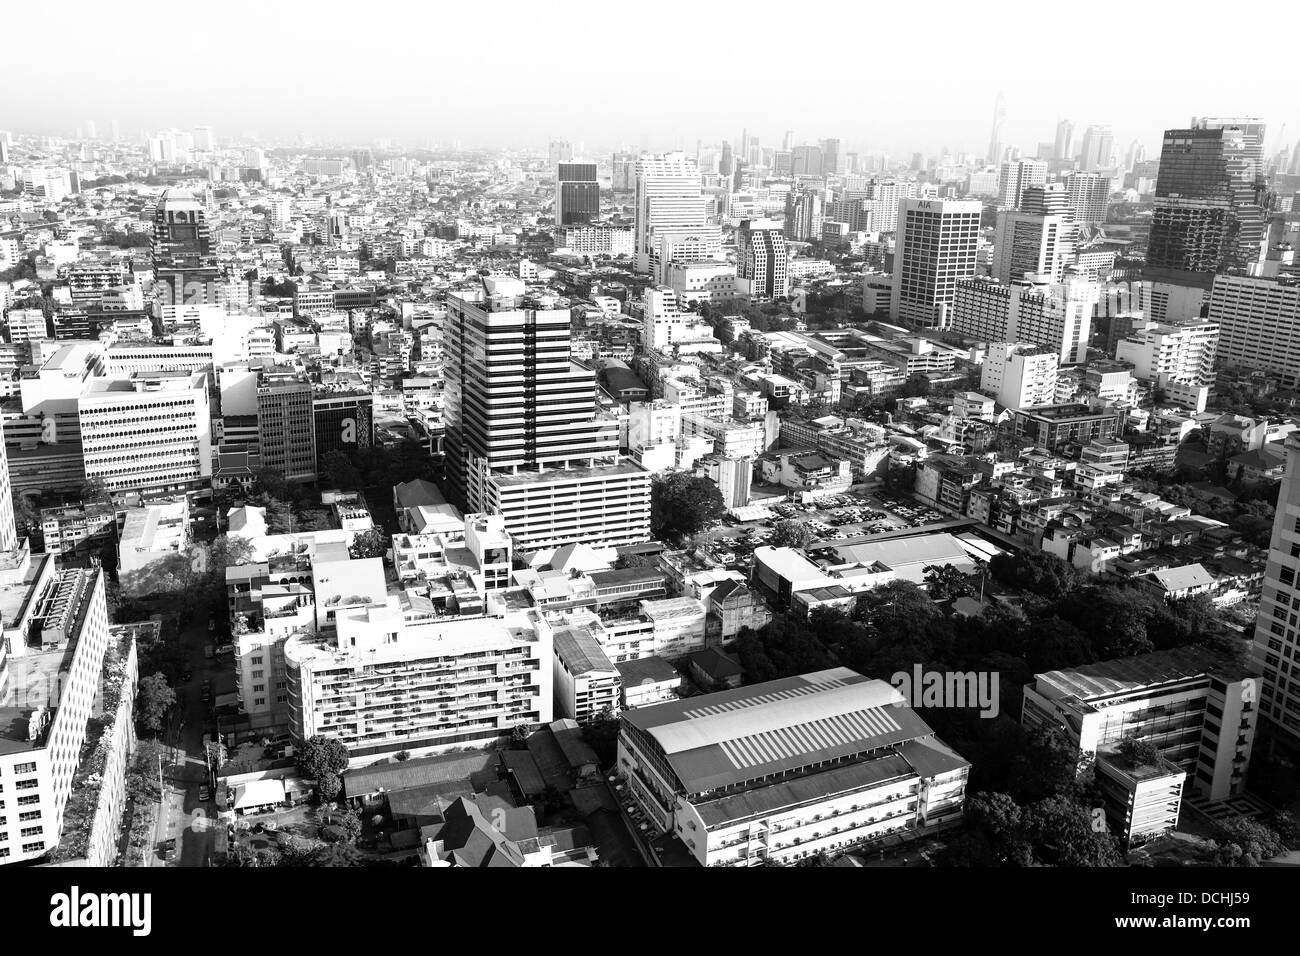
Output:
[
  {"xmin": 899, "ymin": 372, "xmax": 932, "ymax": 398},
  {"xmin": 317, "ymin": 772, "xmax": 342, "ymax": 803},
  {"xmin": 923, "ymin": 563, "xmax": 974, "ymax": 601},
  {"xmin": 339, "ymin": 809, "xmax": 363, "ymax": 843},
  {"xmin": 349, "ymin": 528, "xmax": 388, "ymax": 560},
  {"xmin": 1213, "ymin": 815, "xmax": 1286, "ymax": 866},
  {"xmin": 394, "ymin": 750, "xmax": 411, "ymax": 762},
  {"xmin": 650, "ymin": 472, "xmax": 725, "ymax": 541},
  {"xmin": 581, "ymin": 705, "xmax": 620, "ymax": 768},
  {"xmin": 1117, "ymin": 736, "xmax": 1161, "ymax": 769},
  {"xmin": 137, "ymin": 673, "xmax": 176, "ymax": 734},
  {"xmin": 770, "ymin": 519, "xmax": 815, "ymax": 550},
  {"xmin": 297, "ymin": 735, "xmax": 350, "ymax": 785},
  {"xmin": 319, "ymin": 450, "xmax": 363, "ymax": 491},
  {"xmin": 509, "ymin": 724, "xmax": 531, "ymax": 749}
]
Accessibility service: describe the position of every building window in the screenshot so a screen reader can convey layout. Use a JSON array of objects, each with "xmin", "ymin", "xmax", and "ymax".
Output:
[{"xmin": 13, "ymin": 762, "xmax": 36, "ymax": 774}]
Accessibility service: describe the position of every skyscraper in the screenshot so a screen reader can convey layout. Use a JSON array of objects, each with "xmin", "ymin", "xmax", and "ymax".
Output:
[
  {"xmin": 1079, "ymin": 125, "xmax": 1115, "ymax": 171},
  {"xmin": 891, "ymin": 197, "xmax": 982, "ymax": 329},
  {"xmin": 992, "ymin": 208, "xmax": 1071, "ymax": 284},
  {"xmin": 1147, "ymin": 119, "xmax": 1268, "ymax": 282},
  {"xmin": 719, "ymin": 141, "xmax": 734, "ymax": 178},
  {"xmin": 821, "ymin": 138, "xmax": 841, "ymax": 177},
  {"xmin": 548, "ymin": 140, "xmax": 573, "ymax": 166},
  {"xmin": 1252, "ymin": 428, "xmax": 1300, "ymax": 746},
  {"xmin": 151, "ymin": 188, "xmax": 219, "ymax": 305},
  {"xmin": 1064, "ymin": 172, "xmax": 1112, "ymax": 225},
  {"xmin": 792, "ymin": 145, "xmax": 824, "ymax": 178},
  {"xmin": 996, "ymin": 159, "xmax": 1048, "ymax": 208},
  {"xmin": 988, "ymin": 92, "xmax": 1007, "ymax": 165},
  {"xmin": 737, "ymin": 219, "xmax": 789, "ymax": 301},
  {"xmin": 442, "ymin": 276, "xmax": 648, "ymax": 549},
  {"xmin": 554, "ymin": 162, "xmax": 599, "ymax": 226},
  {"xmin": 784, "ymin": 186, "xmax": 824, "ymax": 241},
  {"xmin": 1054, "ymin": 119, "xmax": 1075, "ymax": 162},
  {"xmin": 633, "ymin": 153, "xmax": 712, "ymax": 277},
  {"xmin": 0, "ymin": 419, "xmax": 16, "ymax": 551}
]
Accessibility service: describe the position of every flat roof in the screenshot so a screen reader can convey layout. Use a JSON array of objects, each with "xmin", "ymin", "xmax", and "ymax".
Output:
[{"xmin": 1035, "ymin": 645, "xmax": 1246, "ymax": 703}]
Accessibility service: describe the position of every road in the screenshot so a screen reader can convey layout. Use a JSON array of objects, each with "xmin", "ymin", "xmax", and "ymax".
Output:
[{"xmin": 150, "ymin": 617, "xmax": 223, "ymax": 867}]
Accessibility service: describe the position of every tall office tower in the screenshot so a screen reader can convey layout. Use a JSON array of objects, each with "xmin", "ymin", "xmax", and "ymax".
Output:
[
  {"xmin": 242, "ymin": 147, "xmax": 265, "ymax": 170},
  {"xmin": 996, "ymin": 158, "xmax": 1048, "ymax": 208},
  {"xmin": 0, "ymin": 139, "xmax": 7, "ymax": 164},
  {"xmin": 256, "ymin": 369, "xmax": 317, "ymax": 484},
  {"xmin": 746, "ymin": 136, "xmax": 761, "ymax": 167},
  {"xmin": 737, "ymin": 219, "xmax": 789, "ymax": 301},
  {"xmin": 890, "ymin": 197, "xmax": 982, "ymax": 329},
  {"xmin": 554, "ymin": 162, "xmax": 599, "ymax": 226},
  {"xmin": 719, "ymin": 141, "xmax": 734, "ymax": 177},
  {"xmin": 1253, "ymin": 428, "xmax": 1300, "ymax": 745},
  {"xmin": 443, "ymin": 276, "xmax": 649, "ymax": 549},
  {"xmin": 1207, "ymin": 275, "xmax": 1300, "ymax": 388},
  {"xmin": 548, "ymin": 139, "xmax": 573, "ymax": 166},
  {"xmin": 784, "ymin": 186, "xmax": 824, "ymax": 241},
  {"xmin": 783, "ymin": 130, "xmax": 795, "ymax": 151},
  {"xmin": 821, "ymin": 138, "xmax": 841, "ymax": 176},
  {"xmin": 845, "ymin": 151, "xmax": 860, "ymax": 175},
  {"xmin": 988, "ymin": 92, "xmax": 1007, "ymax": 165},
  {"xmin": 1147, "ymin": 120, "xmax": 1268, "ymax": 283},
  {"xmin": 1064, "ymin": 172, "xmax": 1112, "ymax": 225},
  {"xmin": 633, "ymin": 152, "xmax": 711, "ymax": 276},
  {"xmin": 109, "ymin": 119, "xmax": 120, "ymax": 142},
  {"xmin": 772, "ymin": 151, "xmax": 793, "ymax": 177},
  {"xmin": 151, "ymin": 188, "xmax": 219, "ymax": 305},
  {"xmin": 1124, "ymin": 140, "xmax": 1147, "ymax": 171},
  {"xmin": 351, "ymin": 148, "xmax": 373, "ymax": 170},
  {"xmin": 1079, "ymin": 124, "xmax": 1115, "ymax": 171},
  {"xmin": 78, "ymin": 370, "xmax": 213, "ymax": 495},
  {"xmin": 192, "ymin": 125, "xmax": 214, "ymax": 151},
  {"xmin": 992, "ymin": 208, "xmax": 1070, "ymax": 284},
  {"xmin": 1021, "ymin": 183, "xmax": 1071, "ymax": 217},
  {"xmin": 0, "ymin": 558, "xmax": 113, "ymax": 865},
  {"xmin": 83, "ymin": 120, "xmax": 97, "ymax": 140},
  {"xmin": 1053, "ymin": 120, "xmax": 1074, "ymax": 161},
  {"xmin": 791, "ymin": 145, "xmax": 824, "ymax": 177}
]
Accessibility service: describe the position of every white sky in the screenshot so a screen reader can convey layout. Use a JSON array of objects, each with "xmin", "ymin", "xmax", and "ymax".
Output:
[{"xmin": 5, "ymin": 0, "xmax": 1299, "ymax": 160}]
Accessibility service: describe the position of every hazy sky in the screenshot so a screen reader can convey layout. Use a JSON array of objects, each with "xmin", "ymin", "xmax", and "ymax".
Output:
[{"xmin": 6, "ymin": 0, "xmax": 1299, "ymax": 160}]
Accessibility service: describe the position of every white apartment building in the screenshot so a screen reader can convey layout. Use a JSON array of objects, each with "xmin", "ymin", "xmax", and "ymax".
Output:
[
  {"xmin": 995, "ymin": 159, "xmax": 1047, "ymax": 208},
  {"xmin": 284, "ymin": 600, "xmax": 553, "ymax": 763},
  {"xmin": 665, "ymin": 260, "xmax": 737, "ymax": 306},
  {"xmin": 634, "ymin": 153, "xmax": 713, "ymax": 276},
  {"xmin": 0, "ymin": 558, "xmax": 111, "ymax": 865},
  {"xmin": 890, "ymin": 198, "xmax": 982, "ymax": 329},
  {"xmin": 78, "ymin": 370, "xmax": 213, "ymax": 495},
  {"xmin": 556, "ymin": 226, "xmax": 634, "ymax": 257},
  {"xmin": 736, "ymin": 219, "xmax": 789, "ymax": 301},
  {"xmin": 981, "ymin": 343, "xmax": 1059, "ymax": 409},
  {"xmin": 1207, "ymin": 275, "xmax": 1300, "ymax": 388},
  {"xmin": 952, "ymin": 277, "xmax": 1098, "ymax": 364},
  {"xmin": 616, "ymin": 668, "xmax": 969, "ymax": 867},
  {"xmin": 1114, "ymin": 319, "xmax": 1219, "ymax": 387},
  {"xmin": 1065, "ymin": 172, "xmax": 1112, "ymax": 224}
]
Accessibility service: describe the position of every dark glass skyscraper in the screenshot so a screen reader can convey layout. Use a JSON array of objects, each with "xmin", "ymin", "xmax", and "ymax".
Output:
[
  {"xmin": 554, "ymin": 162, "xmax": 599, "ymax": 226},
  {"xmin": 1147, "ymin": 119, "xmax": 1268, "ymax": 284}
]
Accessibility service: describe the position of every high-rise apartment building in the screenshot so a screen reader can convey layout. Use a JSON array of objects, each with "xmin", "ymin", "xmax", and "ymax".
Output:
[
  {"xmin": 784, "ymin": 186, "xmax": 824, "ymax": 241},
  {"xmin": 555, "ymin": 162, "xmax": 599, "ymax": 227},
  {"xmin": 1054, "ymin": 119, "xmax": 1075, "ymax": 162},
  {"xmin": 736, "ymin": 219, "xmax": 789, "ymax": 301},
  {"xmin": 1207, "ymin": 275, "xmax": 1300, "ymax": 387},
  {"xmin": 890, "ymin": 198, "xmax": 982, "ymax": 329},
  {"xmin": 952, "ymin": 277, "xmax": 1098, "ymax": 364},
  {"xmin": 820, "ymin": 138, "xmax": 841, "ymax": 177},
  {"xmin": 996, "ymin": 159, "xmax": 1047, "ymax": 208},
  {"xmin": 1147, "ymin": 119, "xmax": 1268, "ymax": 283},
  {"xmin": 1064, "ymin": 172, "xmax": 1111, "ymax": 225}
]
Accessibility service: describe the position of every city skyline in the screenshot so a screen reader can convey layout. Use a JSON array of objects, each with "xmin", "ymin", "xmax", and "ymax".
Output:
[{"xmin": 4, "ymin": 1, "xmax": 1299, "ymax": 159}]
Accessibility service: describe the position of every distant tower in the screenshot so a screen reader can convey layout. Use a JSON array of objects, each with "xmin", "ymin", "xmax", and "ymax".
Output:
[{"xmin": 988, "ymin": 92, "xmax": 1007, "ymax": 165}]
